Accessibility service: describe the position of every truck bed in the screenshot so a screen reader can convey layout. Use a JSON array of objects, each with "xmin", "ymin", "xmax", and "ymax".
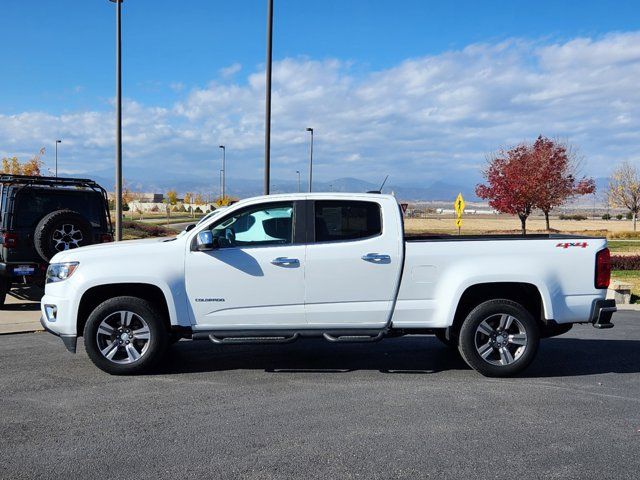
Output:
[{"xmin": 404, "ymin": 233, "xmax": 599, "ymax": 242}]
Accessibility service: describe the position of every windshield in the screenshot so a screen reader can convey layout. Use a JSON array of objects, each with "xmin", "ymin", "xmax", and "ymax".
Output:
[{"xmin": 176, "ymin": 207, "xmax": 227, "ymax": 237}]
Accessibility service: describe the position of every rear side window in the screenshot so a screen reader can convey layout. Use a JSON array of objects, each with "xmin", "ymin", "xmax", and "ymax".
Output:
[{"xmin": 314, "ymin": 200, "xmax": 381, "ymax": 243}]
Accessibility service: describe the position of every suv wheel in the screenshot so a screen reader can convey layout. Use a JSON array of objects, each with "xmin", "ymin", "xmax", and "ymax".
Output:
[
  {"xmin": 83, "ymin": 296, "xmax": 168, "ymax": 375},
  {"xmin": 458, "ymin": 299, "xmax": 540, "ymax": 377},
  {"xmin": 34, "ymin": 210, "xmax": 93, "ymax": 262}
]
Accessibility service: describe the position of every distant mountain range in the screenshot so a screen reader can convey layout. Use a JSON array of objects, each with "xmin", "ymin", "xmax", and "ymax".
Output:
[{"xmin": 83, "ymin": 171, "xmax": 610, "ymax": 204}]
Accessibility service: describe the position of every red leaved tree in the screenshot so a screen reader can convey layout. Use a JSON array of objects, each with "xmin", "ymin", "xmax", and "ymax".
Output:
[
  {"xmin": 531, "ymin": 136, "xmax": 596, "ymax": 230},
  {"xmin": 476, "ymin": 144, "xmax": 541, "ymax": 234},
  {"xmin": 476, "ymin": 137, "xmax": 596, "ymax": 234}
]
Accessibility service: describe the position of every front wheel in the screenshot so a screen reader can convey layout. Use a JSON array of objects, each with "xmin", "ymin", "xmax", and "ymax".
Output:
[
  {"xmin": 83, "ymin": 296, "xmax": 168, "ymax": 375},
  {"xmin": 458, "ymin": 299, "xmax": 540, "ymax": 377}
]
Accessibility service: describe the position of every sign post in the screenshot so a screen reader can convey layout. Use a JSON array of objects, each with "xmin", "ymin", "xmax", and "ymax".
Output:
[{"xmin": 454, "ymin": 193, "xmax": 465, "ymax": 235}]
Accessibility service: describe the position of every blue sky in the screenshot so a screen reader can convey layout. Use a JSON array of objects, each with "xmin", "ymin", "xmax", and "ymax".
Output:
[{"xmin": 2, "ymin": 1, "xmax": 640, "ymax": 194}]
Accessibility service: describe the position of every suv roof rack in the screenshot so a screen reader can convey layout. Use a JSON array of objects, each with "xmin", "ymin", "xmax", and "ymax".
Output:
[{"xmin": 0, "ymin": 174, "xmax": 101, "ymax": 189}]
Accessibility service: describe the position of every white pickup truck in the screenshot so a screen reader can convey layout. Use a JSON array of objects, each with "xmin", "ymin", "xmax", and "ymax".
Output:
[{"xmin": 40, "ymin": 193, "xmax": 616, "ymax": 376}]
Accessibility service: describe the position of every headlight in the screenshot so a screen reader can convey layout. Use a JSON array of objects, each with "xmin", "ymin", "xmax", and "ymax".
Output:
[{"xmin": 46, "ymin": 262, "xmax": 79, "ymax": 284}]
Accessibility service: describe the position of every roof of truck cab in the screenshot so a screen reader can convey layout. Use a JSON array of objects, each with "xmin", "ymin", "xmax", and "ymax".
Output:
[{"xmin": 231, "ymin": 192, "xmax": 396, "ymax": 207}]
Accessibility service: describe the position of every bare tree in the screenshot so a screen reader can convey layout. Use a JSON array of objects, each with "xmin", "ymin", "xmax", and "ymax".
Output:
[{"xmin": 608, "ymin": 161, "xmax": 640, "ymax": 231}]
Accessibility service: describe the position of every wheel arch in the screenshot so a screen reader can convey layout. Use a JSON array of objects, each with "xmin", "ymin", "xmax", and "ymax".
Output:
[
  {"xmin": 450, "ymin": 282, "xmax": 548, "ymax": 335},
  {"xmin": 77, "ymin": 283, "xmax": 173, "ymax": 337}
]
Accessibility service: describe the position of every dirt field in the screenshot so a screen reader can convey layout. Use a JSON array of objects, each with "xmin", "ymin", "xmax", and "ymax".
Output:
[{"xmin": 404, "ymin": 214, "xmax": 638, "ymax": 236}]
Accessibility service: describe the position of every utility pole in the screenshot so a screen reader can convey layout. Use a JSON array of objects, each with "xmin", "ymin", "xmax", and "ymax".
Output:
[
  {"xmin": 109, "ymin": 0, "xmax": 124, "ymax": 241},
  {"xmin": 55, "ymin": 140, "xmax": 61, "ymax": 177},
  {"xmin": 296, "ymin": 170, "xmax": 300, "ymax": 193},
  {"xmin": 306, "ymin": 127, "xmax": 314, "ymax": 192},
  {"xmin": 264, "ymin": 0, "xmax": 273, "ymax": 195},
  {"xmin": 219, "ymin": 145, "xmax": 226, "ymax": 200}
]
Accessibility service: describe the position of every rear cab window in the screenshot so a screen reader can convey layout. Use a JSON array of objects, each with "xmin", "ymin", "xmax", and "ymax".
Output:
[{"xmin": 314, "ymin": 200, "xmax": 382, "ymax": 243}]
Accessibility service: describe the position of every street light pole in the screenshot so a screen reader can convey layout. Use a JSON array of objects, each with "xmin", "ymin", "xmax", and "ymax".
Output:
[
  {"xmin": 296, "ymin": 170, "xmax": 300, "ymax": 193},
  {"xmin": 306, "ymin": 127, "xmax": 314, "ymax": 192},
  {"xmin": 110, "ymin": 0, "xmax": 123, "ymax": 241},
  {"xmin": 219, "ymin": 170, "xmax": 223, "ymax": 203},
  {"xmin": 55, "ymin": 140, "xmax": 61, "ymax": 177},
  {"xmin": 264, "ymin": 0, "xmax": 273, "ymax": 195},
  {"xmin": 219, "ymin": 145, "xmax": 226, "ymax": 200}
]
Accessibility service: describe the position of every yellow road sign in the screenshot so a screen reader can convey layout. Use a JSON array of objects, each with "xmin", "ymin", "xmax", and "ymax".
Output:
[
  {"xmin": 454, "ymin": 193, "xmax": 465, "ymax": 216},
  {"xmin": 455, "ymin": 217, "xmax": 463, "ymax": 228}
]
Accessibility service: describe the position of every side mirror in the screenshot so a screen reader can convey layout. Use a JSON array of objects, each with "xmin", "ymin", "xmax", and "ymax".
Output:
[{"xmin": 196, "ymin": 231, "xmax": 215, "ymax": 251}]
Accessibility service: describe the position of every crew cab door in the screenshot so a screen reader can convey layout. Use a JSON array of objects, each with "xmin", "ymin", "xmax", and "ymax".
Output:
[
  {"xmin": 185, "ymin": 201, "xmax": 306, "ymax": 328},
  {"xmin": 304, "ymin": 199, "xmax": 403, "ymax": 327}
]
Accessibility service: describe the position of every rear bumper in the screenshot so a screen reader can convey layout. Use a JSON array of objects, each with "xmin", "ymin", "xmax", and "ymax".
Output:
[
  {"xmin": 589, "ymin": 299, "xmax": 617, "ymax": 329},
  {"xmin": 39, "ymin": 316, "xmax": 77, "ymax": 353}
]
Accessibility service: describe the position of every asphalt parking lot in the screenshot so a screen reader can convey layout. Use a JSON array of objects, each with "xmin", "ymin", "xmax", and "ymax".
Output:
[{"xmin": 1, "ymin": 312, "xmax": 639, "ymax": 479}]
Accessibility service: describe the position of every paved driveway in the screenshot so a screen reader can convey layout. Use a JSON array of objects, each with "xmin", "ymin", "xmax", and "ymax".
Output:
[
  {"xmin": 0, "ymin": 286, "xmax": 42, "ymax": 334},
  {"xmin": 0, "ymin": 311, "xmax": 639, "ymax": 479}
]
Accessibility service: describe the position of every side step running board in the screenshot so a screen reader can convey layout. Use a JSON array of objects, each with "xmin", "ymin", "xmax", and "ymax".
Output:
[
  {"xmin": 208, "ymin": 333, "xmax": 299, "ymax": 345},
  {"xmin": 323, "ymin": 332, "xmax": 385, "ymax": 343},
  {"xmin": 191, "ymin": 328, "xmax": 388, "ymax": 345}
]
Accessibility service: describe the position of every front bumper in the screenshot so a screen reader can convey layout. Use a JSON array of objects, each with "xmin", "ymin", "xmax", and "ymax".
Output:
[
  {"xmin": 590, "ymin": 299, "xmax": 617, "ymax": 329},
  {"xmin": 40, "ymin": 316, "xmax": 77, "ymax": 353}
]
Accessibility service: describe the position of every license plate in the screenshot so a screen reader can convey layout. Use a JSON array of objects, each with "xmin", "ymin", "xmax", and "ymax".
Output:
[{"xmin": 13, "ymin": 265, "xmax": 35, "ymax": 276}]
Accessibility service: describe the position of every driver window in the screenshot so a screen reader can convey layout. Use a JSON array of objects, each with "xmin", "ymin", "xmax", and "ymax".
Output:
[{"xmin": 210, "ymin": 203, "xmax": 294, "ymax": 248}]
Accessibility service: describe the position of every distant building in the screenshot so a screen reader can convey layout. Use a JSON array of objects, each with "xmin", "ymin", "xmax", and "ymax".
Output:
[{"xmin": 137, "ymin": 193, "xmax": 165, "ymax": 203}]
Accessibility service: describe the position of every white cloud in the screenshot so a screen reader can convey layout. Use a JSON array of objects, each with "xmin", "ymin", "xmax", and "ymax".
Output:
[
  {"xmin": 2, "ymin": 32, "xmax": 640, "ymax": 189},
  {"xmin": 219, "ymin": 63, "xmax": 242, "ymax": 78}
]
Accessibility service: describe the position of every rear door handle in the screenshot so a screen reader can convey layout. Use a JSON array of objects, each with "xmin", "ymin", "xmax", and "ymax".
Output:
[
  {"xmin": 271, "ymin": 257, "xmax": 300, "ymax": 267},
  {"xmin": 361, "ymin": 253, "xmax": 391, "ymax": 263}
]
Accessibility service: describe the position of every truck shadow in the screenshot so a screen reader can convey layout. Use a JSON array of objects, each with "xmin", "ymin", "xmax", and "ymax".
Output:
[{"xmin": 156, "ymin": 336, "xmax": 640, "ymax": 378}]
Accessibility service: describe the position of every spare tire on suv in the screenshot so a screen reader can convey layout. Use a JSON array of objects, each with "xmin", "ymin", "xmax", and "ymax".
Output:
[{"xmin": 34, "ymin": 209, "xmax": 94, "ymax": 261}]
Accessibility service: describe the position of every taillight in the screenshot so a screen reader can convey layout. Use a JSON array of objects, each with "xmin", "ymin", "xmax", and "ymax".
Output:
[
  {"xmin": 100, "ymin": 234, "xmax": 113, "ymax": 243},
  {"xmin": 1, "ymin": 232, "xmax": 18, "ymax": 248},
  {"xmin": 595, "ymin": 248, "xmax": 611, "ymax": 289}
]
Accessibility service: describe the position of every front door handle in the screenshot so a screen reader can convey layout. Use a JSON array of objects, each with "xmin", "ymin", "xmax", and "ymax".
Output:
[
  {"xmin": 271, "ymin": 257, "xmax": 300, "ymax": 267},
  {"xmin": 361, "ymin": 253, "xmax": 391, "ymax": 263}
]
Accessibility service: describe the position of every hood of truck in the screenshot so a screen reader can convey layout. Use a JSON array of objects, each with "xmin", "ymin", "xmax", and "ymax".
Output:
[{"xmin": 50, "ymin": 236, "xmax": 177, "ymax": 263}]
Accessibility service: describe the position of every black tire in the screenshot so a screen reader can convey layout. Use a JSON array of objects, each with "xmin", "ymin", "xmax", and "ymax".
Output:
[
  {"xmin": 458, "ymin": 299, "xmax": 540, "ymax": 377},
  {"xmin": 83, "ymin": 296, "xmax": 168, "ymax": 375},
  {"xmin": 434, "ymin": 328, "xmax": 457, "ymax": 348},
  {"xmin": 34, "ymin": 210, "xmax": 93, "ymax": 262}
]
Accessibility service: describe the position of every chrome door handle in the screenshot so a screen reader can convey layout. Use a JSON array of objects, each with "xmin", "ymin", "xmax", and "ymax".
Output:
[
  {"xmin": 361, "ymin": 253, "xmax": 391, "ymax": 263},
  {"xmin": 271, "ymin": 257, "xmax": 300, "ymax": 267}
]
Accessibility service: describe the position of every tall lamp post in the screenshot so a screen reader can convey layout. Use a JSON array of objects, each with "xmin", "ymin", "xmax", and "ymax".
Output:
[
  {"xmin": 296, "ymin": 170, "xmax": 300, "ymax": 192},
  {"xmin": 109, "ymin": 0, "xmax": 123, "ymax": 241},
  {"xmin": 264, "ymin": 0, "xmax": 273, "ymax": 195},
  {"xmin": 219, "ymin": 145, "xmax": 226, "ymax": 200},
  {"xmin": 306, "ymin": 127, "xmax": 314, "ymax": 192},
  {"xmin": 55, "ymin": 140, "xmax": 61, "ymax": 177}
]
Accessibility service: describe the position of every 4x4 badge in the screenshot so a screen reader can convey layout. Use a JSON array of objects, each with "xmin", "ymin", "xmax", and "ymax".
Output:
[{"xmin": 556, "ymin": 242, "xmax": 588, "ymax": 249}]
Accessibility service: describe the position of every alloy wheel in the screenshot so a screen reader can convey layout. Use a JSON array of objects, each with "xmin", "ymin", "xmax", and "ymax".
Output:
[
  {"xmin": 474, "ymin": 313, "xmax": 528, "ymax": 366},
  {"xmin": 96, "ymin": 311, "xmax": 151, "ymax": 364}
]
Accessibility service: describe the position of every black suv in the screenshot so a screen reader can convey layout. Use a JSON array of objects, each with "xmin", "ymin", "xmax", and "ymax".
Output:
[{"xmin": 0, "ymin": 175, "xmax": 113, "ymax": 307}]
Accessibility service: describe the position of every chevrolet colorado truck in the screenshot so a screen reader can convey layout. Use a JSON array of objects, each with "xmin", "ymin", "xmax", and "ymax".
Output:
[{"xmin": 40, "ymin": 193, "xmax": 616, "ymax": 376}]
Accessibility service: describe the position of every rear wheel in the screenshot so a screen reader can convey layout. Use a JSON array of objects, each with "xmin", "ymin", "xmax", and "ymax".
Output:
[
  {"xmin": 458, "ymin": 299, "xmax": 540, "ymax": 377},
  {"xmin": 83, "ymin": 296, "xmax": 168, "ymax": 375}
]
